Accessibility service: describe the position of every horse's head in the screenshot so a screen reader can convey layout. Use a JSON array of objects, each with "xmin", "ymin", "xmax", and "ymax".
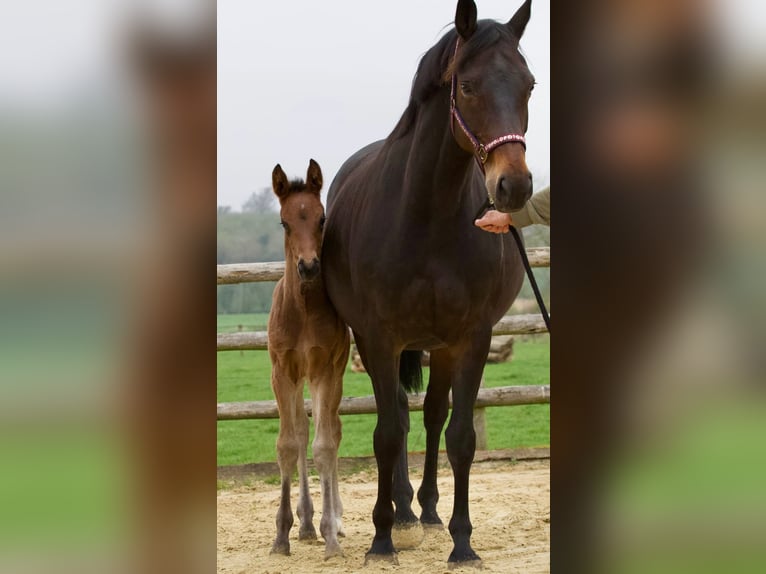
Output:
[
  {"xmin": 272, "ymin": 160, "xmax": 326, "ymax": 282},
  {"xmin": 451, "ymin": 0, "xmax": 534, "ymax": 213}
]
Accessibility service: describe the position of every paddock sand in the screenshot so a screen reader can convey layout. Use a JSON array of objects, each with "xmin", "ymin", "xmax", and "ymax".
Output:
[{"xmin": 217, "ymin": 458, "xmax": 549, "ymax": 574}]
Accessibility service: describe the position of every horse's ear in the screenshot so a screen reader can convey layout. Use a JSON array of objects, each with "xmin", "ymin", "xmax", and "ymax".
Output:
[
  {"xmin": 272, "ymin": 164, "xmax": 289, "ymax": 200},
  {"xmin": 508, "ymin": 0, "xmax": 531, "ymax": 41},
  {"xmin": 455, "ymin": 0, "xmax": 477, "ymax": 40},
  {"xmin": 306, "ymin": 159, "xmax": 323, "ymax": 195}
]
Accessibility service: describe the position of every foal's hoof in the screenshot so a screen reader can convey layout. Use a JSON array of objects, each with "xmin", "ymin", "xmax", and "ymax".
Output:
[
  {"xmin": 298, "ymin": 524, "xmax": 317, "ymax": 541},
  {"xmin": 392, "ymin": 520, "xmax": 425, "ymax": 550},
  {"xmin": 324, "ymin": 542, "xmax": 344, "ymax": 561},
  {"xmin": 269, "ymin": 540, "xmax": 290, "ymax": 556},
  {"xmin": 364, "ymin": 551, "xmax": 399, "ymax": 566}
]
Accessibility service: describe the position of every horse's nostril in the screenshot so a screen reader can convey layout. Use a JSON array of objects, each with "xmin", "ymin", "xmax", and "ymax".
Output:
[{"xmin": 497, "ymin": 176, "xmax": 510, "ymax": 196}]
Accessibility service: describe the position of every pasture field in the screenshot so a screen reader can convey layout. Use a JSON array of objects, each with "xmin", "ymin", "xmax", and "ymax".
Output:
[
  {"xmin": 217, "ymin": 312, "xmax": 270, "ymax": 333},
  {"xmin": 217, "ymin": 314, "xmax": 550, "ymax": 466}
]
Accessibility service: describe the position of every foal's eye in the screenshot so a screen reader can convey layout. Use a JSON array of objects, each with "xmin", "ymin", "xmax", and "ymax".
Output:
[
  {"xmin": 280, "ymin": 220, "xmax": 290, "ymax": 234},
  {"xmin": 460, "ymin": 81, "xmax": 474, "ymax": 96},
  {"xmin": 319, "ymin": 215, "xmax": 326, "ymax": 230}
]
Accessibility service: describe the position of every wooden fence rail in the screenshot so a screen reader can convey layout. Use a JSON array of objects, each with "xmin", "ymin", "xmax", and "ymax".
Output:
[
  {"xmin": 217, "ymin": 313, "xmax": 547, "ymax": 351},
  {"xmin": 218, "ymin": 384, "xmax": 549, "ymax": 420},
  {"xmin": 216, "ymin": 250, "xmax": 551, "ymax": 443},
  {"xmin": 217, "ymin": 247, "xmax": 550, "ymax": 285}
]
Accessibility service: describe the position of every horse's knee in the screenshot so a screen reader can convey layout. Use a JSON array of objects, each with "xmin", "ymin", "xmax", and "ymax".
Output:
[
  {"xmin": 312, "ymin": 437, "xmax": 337, "ymax": 473},
  {"xmin": 277, "ymin": 436, "xmax": 300, "ymax": 467},
  {"xmin": 445, "ymin": 420, "xmax": 476, "ymax": 465},
  {"xmin": 373, "ymin": 418, "xmax": 405, "ymax": 459}
]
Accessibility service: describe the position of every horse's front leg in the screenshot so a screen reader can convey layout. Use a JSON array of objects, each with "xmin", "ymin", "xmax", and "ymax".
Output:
[
  {"xmin": 269, "ymin": 363, "xmax": 301, "ymax": 555},
  {"xmin": 357, "ymin": 334, "xmax": 405, "ymax": 564},
  {"xmin": 417, "ymin": 348, "xmax": 452, "ymax": 528},
  {"xmin": 308, "ymin": 359, "xmax": 344, "ymax": 560},
  {"xmin": 295, "ymin": 386, "xmax": 316, "ymax": 541},
  {"xmin": 391, "ymin": 384, "xmax": 424, "ymax": 549},
  {"xmin": 445, "ymin": 329, "xmax": 492, "ymax": 567}
]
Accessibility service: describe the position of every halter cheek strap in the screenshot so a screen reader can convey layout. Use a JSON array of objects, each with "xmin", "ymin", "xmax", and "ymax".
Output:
[{"xmin": 449, "ymin": 38, "xmax": 526, "ymax": 170}]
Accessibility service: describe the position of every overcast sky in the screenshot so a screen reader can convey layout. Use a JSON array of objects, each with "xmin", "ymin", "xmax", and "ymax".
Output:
[{"xmin": 218, "ymin": 0, "xmax": 550, "ymax": 210}]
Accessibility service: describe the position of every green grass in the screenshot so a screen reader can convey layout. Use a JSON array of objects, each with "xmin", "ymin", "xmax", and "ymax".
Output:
[
  {"xmin": 217, "ymin": 312, "xmax": 271, "ymax": 333},
  {"xmin": 217, "ymin": 324, "xmax": 549, "ymax": 466}
]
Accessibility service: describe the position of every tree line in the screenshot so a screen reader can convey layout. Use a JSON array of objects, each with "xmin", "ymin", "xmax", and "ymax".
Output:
[{"xmin": 218, "ymin": 189, "xmax": 549, "ymax": 315}]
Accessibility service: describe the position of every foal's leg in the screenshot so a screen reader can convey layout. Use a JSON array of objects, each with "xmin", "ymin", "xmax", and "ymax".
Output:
[
  {"xmin": 331, "ymin": 342, "xmax": 349, "ymax": 539},
  {"xmin": 417, "ymin": 348, "xmax": 452, "ymax": 528},
  {"xmin": 356, "ymin": 333, "xmax": 404, "ymax": 564},
  {"xmin": 308, "ymin": 350, "xmax": 343, "ymax": 559},
  {"xmin": 444, "ymin": 331, "xmax": 492, "ymax": 566},
  {"xmin": 295, "ymin": 386, "xmax": 317, "ymax": 541},
  {"xmin": 270, "ymin": 362, "xmax": 301, "ymax": 555}
]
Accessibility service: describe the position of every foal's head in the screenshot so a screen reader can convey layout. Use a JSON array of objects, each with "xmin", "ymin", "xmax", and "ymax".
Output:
[
  {"xmin": 272, "ymin": 160, "xmax": 326, "ymax": 282},
  {"xmin": 451, "ymin": 0, "xmax": 535, "ymax": 212}
]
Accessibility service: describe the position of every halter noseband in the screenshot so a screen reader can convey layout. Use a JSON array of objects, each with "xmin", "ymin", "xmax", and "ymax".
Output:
[{"xmin": 449, "ymin": 37, "xmax": 526, "ymax": 171}]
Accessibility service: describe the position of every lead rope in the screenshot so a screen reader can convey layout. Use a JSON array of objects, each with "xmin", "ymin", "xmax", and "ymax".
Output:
[{"xmin": 474, "ymin": 199, "xmax": 551, "ymax": 333}]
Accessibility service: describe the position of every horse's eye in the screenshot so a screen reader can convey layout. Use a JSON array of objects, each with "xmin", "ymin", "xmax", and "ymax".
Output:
[
  {"xmin": 319, "ymin": 215, "xmax": 326, "ymax": 230},
  {"xmin": 280, "ymin": 220, "xmax": 290, "ymax": 234},
  {"xmin": 460, "ymin": 81, "xmax": 474, "ymax": 96}
]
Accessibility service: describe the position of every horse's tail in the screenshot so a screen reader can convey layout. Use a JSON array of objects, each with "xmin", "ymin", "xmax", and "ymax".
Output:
[{"xmin": 399, "ymin": 350, "xmax": 424, "ymax": 394}]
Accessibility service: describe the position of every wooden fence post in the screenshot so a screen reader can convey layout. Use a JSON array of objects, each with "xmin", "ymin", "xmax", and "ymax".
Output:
[{"xmin": 473, "ymin": 377, "xmax": 488, "ymax": 450}]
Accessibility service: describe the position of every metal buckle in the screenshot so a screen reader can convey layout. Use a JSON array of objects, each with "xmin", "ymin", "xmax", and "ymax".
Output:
[{"xmin": 478, "ymin": 145, "xmax": 488, "ymax": 163}]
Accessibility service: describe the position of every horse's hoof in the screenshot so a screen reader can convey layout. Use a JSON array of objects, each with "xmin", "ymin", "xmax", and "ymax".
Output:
[
  {"xmin": 420, "ymin": 514, "xmax": 444, "ymax": 530},
  {"xmin": 448, "ymin": 559, "xmax": 483, "ymax": 570},
  {"xmin": 448, "ymin": 548, "xmax": 483, "ymax": 569},
  {"xmin": 269, "ymin": 541, "xmax": 290, "ymax": 556},
  {"xmin": 324, "ymin": 543, "xmax": 344, "ymax": 560},
  {"xmin": 298, "ymin": 525, "xmax": 317, "ymax": 541},
  {"xmin": 364, "ymin": 552, "xmax": 399, "ymax": 566},
  {"xmin": 392, "ymin": 521, "xmax": 425, "ymax": 550}
]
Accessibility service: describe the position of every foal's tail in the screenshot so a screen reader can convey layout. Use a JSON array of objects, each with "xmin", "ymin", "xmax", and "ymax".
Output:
[{"xmin": 399, "ymin": 350, "xmax": 424, "ymax": 394}]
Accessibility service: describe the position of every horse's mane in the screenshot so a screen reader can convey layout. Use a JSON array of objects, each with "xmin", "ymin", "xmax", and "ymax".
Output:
[
  {"xmin": 286, "ymin": 178, "xmax": 307, "ymax": 193},
  {"xmin": 388, "ymin": 20, "xmax": 519, "ymax": 142}
]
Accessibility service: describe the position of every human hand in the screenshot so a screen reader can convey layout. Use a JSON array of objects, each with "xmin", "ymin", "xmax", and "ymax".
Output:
[{"xmin": 474, "ymin": 210, "xmax": 513, "ymax": 234}]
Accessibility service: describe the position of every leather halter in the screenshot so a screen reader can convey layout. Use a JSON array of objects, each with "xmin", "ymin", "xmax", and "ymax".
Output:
[
  {"xmin": 449, "ymin": 37, "xmax": 526, "ymax": 172},
  {"xmin": 451, "ymin": 36, "xmax": 550, "ymax": 333}
]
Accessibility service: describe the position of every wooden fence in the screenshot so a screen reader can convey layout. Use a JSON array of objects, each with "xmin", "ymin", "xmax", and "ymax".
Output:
[{"xmin": 217, "ymin": 249, "xmax": 550, "ymax": 449}]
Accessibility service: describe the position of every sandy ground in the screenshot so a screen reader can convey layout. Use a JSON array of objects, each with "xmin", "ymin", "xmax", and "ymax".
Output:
[{"xmin": 217, "ymin": 458, "xmax": 549, "ymax": 573}]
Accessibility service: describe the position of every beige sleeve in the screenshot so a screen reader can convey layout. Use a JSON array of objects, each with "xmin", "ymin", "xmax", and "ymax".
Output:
[{"xmin": 511, "ymin": 186, "xmax": 550, "ymax": 228}]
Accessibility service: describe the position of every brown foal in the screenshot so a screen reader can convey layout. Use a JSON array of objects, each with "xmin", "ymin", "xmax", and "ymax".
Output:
[{"xmin": 267, "ymin": 160, "xmax": 349, "ymax": 559}]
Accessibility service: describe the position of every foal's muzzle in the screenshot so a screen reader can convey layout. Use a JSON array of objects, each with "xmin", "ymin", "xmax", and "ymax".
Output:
[{"xmin": 297, "ymin": 257, "xmax": 320, "ymax": 281}]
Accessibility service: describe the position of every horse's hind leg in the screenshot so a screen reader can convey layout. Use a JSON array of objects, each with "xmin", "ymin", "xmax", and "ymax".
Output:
[
  {"xmin": 417, "ymin": 348, "xmax": 452, "ymax": 528},
  {"xmin": 270, "ymin": 366, "xmax": 300, "ymax": 555},
  {"xmin": 295, "ymin": 390, "xmax": 317, "ymax": 541}
]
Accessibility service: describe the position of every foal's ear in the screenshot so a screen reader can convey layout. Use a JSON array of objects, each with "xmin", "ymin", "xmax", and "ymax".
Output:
[
  {"xmin": 272, "ymin": 164, "xmax": 290, "ymax": 200},
  {"xmin": 508, "ymin": 0, "xmax": 531, "ymax": 41},
  {"xmin": 455, "ymin": 0, "xmax": 477, "ymax": 40},
  {"xmin": 306, "ymin": 159, "xmax": 323, "ymax": 195}
]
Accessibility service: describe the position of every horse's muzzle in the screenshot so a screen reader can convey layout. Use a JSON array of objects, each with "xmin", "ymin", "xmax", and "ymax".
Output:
[
  {"xmin": 494, "ymin": 173, "xmax": 533, "ymax": 213},
  {"xmin": 298, "ymin": 257, "xmax": 321, "ymax": 281}
]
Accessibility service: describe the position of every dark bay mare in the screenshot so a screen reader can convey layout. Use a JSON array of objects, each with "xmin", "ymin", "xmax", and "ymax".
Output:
[{"xmin": 323, "ymin": 0, "xmax": 536, "ymax": 566}]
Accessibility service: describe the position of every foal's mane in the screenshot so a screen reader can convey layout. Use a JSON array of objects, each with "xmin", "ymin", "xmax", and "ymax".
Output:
[
  {"xmin": 388, "ymin": 20, "xmax": 521, "ymax": 142},
  {"xmin": 284, "ymin": 178, "xmax": 308, "ymax": 194}
]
